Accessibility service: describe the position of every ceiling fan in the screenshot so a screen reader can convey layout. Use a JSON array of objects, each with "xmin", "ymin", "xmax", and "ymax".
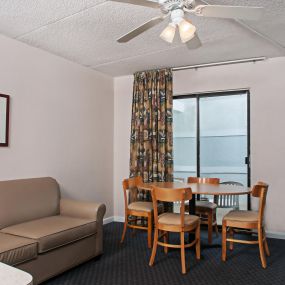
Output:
[{"xmin": 109, "ymin": 0, "xmax": 264, "ymax": 48}]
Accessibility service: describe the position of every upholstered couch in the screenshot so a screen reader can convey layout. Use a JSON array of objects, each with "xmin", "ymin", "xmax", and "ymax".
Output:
[{"xmin": 0, "ymin": 177, "xmax": 106, "ymax": 284}]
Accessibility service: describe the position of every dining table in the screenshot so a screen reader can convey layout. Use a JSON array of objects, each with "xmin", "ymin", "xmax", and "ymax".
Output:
[
  {"xmin": 139, "ymin": 181, "xmax": 252, "ymax": 249},
  {"xmin": 140, "ymin": 181, "xmax": 251, "ymax": 215}
]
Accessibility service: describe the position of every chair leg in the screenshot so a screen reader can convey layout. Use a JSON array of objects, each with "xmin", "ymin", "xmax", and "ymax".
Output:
[
  {"xmin": 132, "ymin": 217, "xmax": 137, "ymax": 236},
  {"xmin": 195, "ymin": 222, "xmax": 201, "ymax": 260},
  {"xmin": 180, "ymin": 232, "xmax": 186, "ymax": 274},
  {"xmin": 222, "ymin": 220, "xmax": 227, "ymax": 262},
  {"xmin": 149, "ymin": 229, "xmax": 158, "ymax": 266},
  {"xmin": 147, "ymin": 214, "xmax": 152, "ymax": 249},
  {"xmin": 215, "ymin": 224, "xmax": 219, "ymax": 236},
  {"xmin": 214, "ymin": 211, "xmax": 219, "ymax": 236},
  {"xmin": 120, "ymin": 215, "xmax": 128, "ymax": 244},
  {"xmin": 229, "ymin": 227, "xmax": 234, "ymax": 251},
  {"xmin": 208, "ymin": 211, "xmax": 213, "ymax": 244},
  {"xmin": 163, "ymin": 231, "xmax": 169, "ymax": 254},
  {"xmin": 258, "ymin": 227, "xmax": 267, "ymax": 268},
  {"xmin": 263, "ymin": 228, "xmax": 270, "ymax": 257}
]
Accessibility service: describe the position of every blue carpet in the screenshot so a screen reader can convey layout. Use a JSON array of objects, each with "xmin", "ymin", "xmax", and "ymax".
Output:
[{"xmin": 44, "ymin": 222, "xmax": 285, "ymax": 285}]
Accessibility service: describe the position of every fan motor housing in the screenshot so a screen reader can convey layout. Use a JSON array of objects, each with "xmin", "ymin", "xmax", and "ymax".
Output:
[{"xmin": 159, "ymin": 0, "xmax": 195, "ymax": 13}]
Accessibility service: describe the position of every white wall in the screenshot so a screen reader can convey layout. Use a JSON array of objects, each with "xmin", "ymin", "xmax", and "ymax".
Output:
[
  {"xmin": 113, "ymin": 76, "xmax": 133, "ymax": 220},
  {"xmin": 0, "ymin": 34, "xmax": 114, "ymax": 218},
  {"xmin": 113, "ymin": 57, "xmax": 285, "ymax": 235}
]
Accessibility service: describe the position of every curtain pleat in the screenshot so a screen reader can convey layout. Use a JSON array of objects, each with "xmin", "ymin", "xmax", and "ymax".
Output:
[{"xmin": 130, "ymin": 68, "xmax": 173, "ymax": 183}]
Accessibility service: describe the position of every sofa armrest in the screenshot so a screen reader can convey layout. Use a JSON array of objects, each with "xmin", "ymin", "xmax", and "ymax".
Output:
[
  {"xmin": 60, "ymin": 199, "xmax": 106, "ymax": 222},
  {"xmin": 60, "ymin": 199, "xmax": 106, "ymax": 256}
]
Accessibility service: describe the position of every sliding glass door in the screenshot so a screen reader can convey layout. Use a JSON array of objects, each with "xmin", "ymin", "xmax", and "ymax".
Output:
[
  {"xmin": 173, "ymin": 90, "xmax": 250, "ymax": 215},
  {"xmin": 199, "ymin": 94, "xmax": 248, "ymax": 186}
]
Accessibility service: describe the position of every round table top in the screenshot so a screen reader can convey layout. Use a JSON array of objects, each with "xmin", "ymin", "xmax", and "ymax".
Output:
[
  {"xmin": 140, "ymin": 182, "xmax": 251, "ymax": 196},
  {"xmin": 0, "ymin": 262, "xmax": 33, "ymax": 285}
]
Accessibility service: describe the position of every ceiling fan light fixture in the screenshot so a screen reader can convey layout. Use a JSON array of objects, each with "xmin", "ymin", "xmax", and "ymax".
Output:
[
  {"xmin": 160, "ymin": 23, "xmax": 176, "ymax": 43},
  {"xmin": 178, "ymin": 19, "xmax": 196, "ymax": 43}
]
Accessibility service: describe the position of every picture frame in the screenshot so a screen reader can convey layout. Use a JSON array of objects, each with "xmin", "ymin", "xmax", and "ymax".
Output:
[{"xmin": 0, "ymin": 94, "xmax": 10, "ymax": 147}]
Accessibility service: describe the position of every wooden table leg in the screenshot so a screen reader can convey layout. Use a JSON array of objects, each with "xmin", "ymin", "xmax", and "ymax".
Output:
[
  {"xmin": 189, "ymin": 194, "xmax": 221, "ymax": 250},
  {"xmin": 189, "ymin": 194, "xmax": 196, "ymax": 215},
  {"xmin": 188, "ymin": 195, "xmax": 196, "ymax": 243}
]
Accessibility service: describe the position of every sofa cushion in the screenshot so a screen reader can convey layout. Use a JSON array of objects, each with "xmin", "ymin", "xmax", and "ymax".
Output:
[
  {"xmin": 0, "ymin": 177, "xmax": 60, "ymax": 229},
  {"xmin": 0, "ymin": 232, "xmax": 37, "ymax": 265},
  {"xmin": 1, "ymin": 216, "xmax": 96, "ymax": 253}
]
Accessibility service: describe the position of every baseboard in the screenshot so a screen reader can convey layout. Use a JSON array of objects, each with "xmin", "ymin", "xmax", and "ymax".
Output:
[
  {"xmin": 266, "ymin": 231, "xmax": 285, "ymax": 240},
  {"xmin": 103, "ymin": 216, "xmax": 124, "ymax": 224},
  {"xmin": 104, "ymin": 216, "xmax": 285, "ymax": 239},
  {"xmin": 113, "ymin": 216, "xmax": 125, "ymax": 223},
  {"xmin": 103, "ymin": 216, "xmax": 114, "ymax": 225}
]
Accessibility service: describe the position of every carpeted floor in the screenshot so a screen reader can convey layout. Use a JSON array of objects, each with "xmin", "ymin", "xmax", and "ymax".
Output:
[{"xmin": 44, "ymin": 222, "xmax": 285, "ymax": 285}]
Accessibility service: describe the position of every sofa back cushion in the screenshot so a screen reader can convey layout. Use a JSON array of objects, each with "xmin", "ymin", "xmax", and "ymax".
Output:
[{"xmin": 0, "ymin": 177, "xmax": 60, "ymax": 229}]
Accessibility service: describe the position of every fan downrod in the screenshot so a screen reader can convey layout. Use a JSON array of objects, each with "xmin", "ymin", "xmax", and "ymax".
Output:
[{"xmin": 159, "ymin": 0, "xmax": 196, "ymax": 13}]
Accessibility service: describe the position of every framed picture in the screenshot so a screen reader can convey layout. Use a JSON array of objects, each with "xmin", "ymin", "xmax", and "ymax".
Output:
[{"xmin": 0, "ymin": 94, "xmax": 10, "ymax": 147}]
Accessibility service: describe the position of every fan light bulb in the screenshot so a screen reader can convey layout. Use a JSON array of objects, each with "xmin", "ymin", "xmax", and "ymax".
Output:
[
  {"xmin": 179, "ymin": 19, "xmax": 196, "ymax": 43},
  {"xmin": 160, "ymin": 23, "xmax": 176, "ymax": 43}
]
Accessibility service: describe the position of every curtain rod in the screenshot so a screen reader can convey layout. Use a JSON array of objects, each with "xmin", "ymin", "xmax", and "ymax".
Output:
[{"xmin": 172, "ymin": 57, "xmax": 266, "ymax": 71}]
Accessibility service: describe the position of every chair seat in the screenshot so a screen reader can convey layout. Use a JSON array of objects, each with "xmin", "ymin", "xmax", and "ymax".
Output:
[
  {"xmin": 196, "ymin": 200, "xmax": 217, "ymax": 210},
  {"xmin": 224, "ymin": 210, "xmax": 259, "ymax": 223},
  {"xmin": 128, "ymin": 201, "xmax": 153, "ymax": 212},
  {"xmin": 0, "ymin": 232, "xmax": 37, "ymax": 265},
  {"xmin": 1, "ymin": 216, "xmax": 96, "ymax": 253},
  {"xmin": 158, "ymin": 213, "xmax": 199, "ymax": 226}
]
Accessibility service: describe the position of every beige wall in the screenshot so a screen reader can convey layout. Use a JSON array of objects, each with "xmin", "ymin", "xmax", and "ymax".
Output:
[
  {"xmin": 0, "ymin": 34, "xmax": 114, "ymax": 218},
  {"xmin": 114, "ymin": 76, "xmax": 134, "ymax": 219},
  {"xmin": 113, "ymin": 57, "xmax": 285, "ymax": 234},
  {"xmin": 1, "ymin": 31, "xmax": 284, "ymax": 232}
]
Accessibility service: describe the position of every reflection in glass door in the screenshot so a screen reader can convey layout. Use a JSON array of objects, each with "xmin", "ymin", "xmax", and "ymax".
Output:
[{"xmin": 173, "ymin": 98, "xmax": 197, "ymax": 180}]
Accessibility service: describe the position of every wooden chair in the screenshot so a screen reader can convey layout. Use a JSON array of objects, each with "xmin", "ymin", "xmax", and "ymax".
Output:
[
  {"xmin": 121, "ymin": 176, "xmax": 154, "ymax": 248},
  {"xmin": 187, "ymin": 177, "xmax": 220, "ymax": 244},
  {"xmin": 215, "ymin": 181, "xmax": 243, "ymax": 210},
  {"xmin": 222, "ymin": 182, "xmax": 270, "ymax": 268},
  {"xmin": 149, "ymin": 186, "xmax": 200, "ymax": 274}
]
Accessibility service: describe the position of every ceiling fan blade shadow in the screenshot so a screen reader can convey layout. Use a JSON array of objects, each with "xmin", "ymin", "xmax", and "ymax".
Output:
[
  {"xmin": 117, "ymin": 16, "xmax": 166, "ymax": 43},
  {"xmin": 186, "ymin": 33, "xmax": 202, "ymax": 49},
  {"xmin": 109, "ymin": 0, "xmax": 160, "ymax": 9},
  {"xmin": 194, "ymin": 5, "xmax": 264, "ymax": 20}
]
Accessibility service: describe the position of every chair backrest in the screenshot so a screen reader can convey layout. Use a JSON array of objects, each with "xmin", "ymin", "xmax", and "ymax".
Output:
[
  {"xmin": 122, "ymin": 176, "xmax": 143, "ymax": 209},
  {"xmin": 251, "ymin": 181, "xmax": 269, "ymax": 224},
  {"xmin": 220, "ymin": 181, "xmax": 243, "ymax": 186},
  {"xmin": 173, "ymin": 177, "xmax": 185, "ymax": 183},
  {"xmin": 151, "ymin": 186, "xmax": 192, "ymax": 228},
  {"xmin": 187, "ymin": 177, "xmax": 220, "ymax": 184},
  {"xmin": 187, "ymin": 177, "xmax": 220, "ymax": 201},
  {"xmin": 216, "ymin": 181, "xmax": 244, "ymax": 208}
]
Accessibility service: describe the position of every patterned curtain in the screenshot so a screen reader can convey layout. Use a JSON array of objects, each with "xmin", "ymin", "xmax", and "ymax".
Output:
[{"xmin": 130, "ymin": 68, "xmax": 173, "ymax": 183}]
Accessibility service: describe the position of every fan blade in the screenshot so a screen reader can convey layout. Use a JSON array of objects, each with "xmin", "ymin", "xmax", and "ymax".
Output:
[
  {"xmin": 117, "ymin": 16, "xmax": 166, "ymax": 43},
  {"xmin": 186, "ymin": 33, "xmax": 202, "ymax": 49},
  {"xmin": 109, "ymin": 0, "xmax": 160, "ymax": 9},
  {"xmin": 194, "ymin": 5, "xmax": 264, "ymax": 20}
]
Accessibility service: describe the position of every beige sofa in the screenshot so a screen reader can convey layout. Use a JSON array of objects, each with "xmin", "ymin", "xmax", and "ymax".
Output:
[{"xmin": 0, "ymin": 177, "xmax": 106, "ymax": 284}]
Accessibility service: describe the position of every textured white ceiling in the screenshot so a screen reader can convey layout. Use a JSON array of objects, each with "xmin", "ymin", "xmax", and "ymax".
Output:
[{"xmin": 0, "ymin": 0, "xmax": 284, "ymax": 76}]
